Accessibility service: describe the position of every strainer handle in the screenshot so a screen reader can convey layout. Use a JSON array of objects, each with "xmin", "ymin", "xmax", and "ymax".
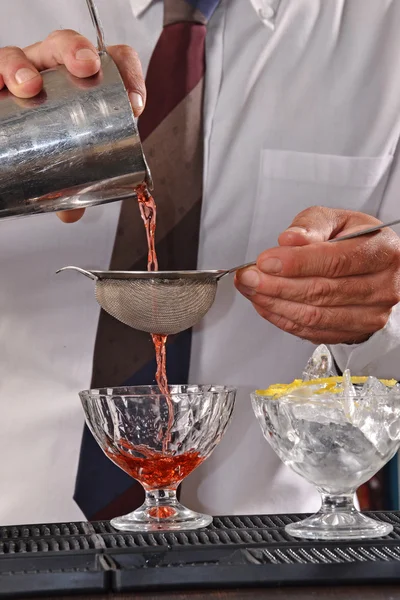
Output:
[
  {"xmin": 217, "ymin": 262, "xmax": 256, "ymax": 280},
  {"xmin": 56, "ymin": 266, "xmax": 99, "ymax": 280}
]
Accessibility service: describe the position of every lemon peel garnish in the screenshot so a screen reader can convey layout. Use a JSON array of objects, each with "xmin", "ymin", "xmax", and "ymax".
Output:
[{"xmin": 256, "ymin": 376, "xmax": 397, "ymax": 398}]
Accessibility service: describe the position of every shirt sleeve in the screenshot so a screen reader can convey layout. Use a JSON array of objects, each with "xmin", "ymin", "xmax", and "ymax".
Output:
[
  {"xmin": 330, "ymin": 139, "xmax": 400, "ymax": 380},
  {"xmin": 331, "ymin": 302, "xmax": 400, "ymax": 379}
]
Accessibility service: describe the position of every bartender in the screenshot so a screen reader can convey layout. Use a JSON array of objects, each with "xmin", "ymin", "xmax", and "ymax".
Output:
[{"xmin": 0, "ymin": 0, "xmax": 399, "ymax": 525}]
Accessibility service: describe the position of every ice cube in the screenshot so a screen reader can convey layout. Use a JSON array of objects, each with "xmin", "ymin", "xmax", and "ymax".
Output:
[
  {"xmin": 350, "ymin": 393, "xmax": 400, "ymax": 456},
  {"xmin": 383, "ymin": 385, "xmax": 400, "ymax": 441},
  {"xmin": 302, "ymin": 344, "xmax": 336, "ymax": 381},
  {"xmin": 387, "ymin": 418, "xmax": 400, "ymax": 442},
  {"xmin": 343, "ymin": 369, "xmax": 356, "ymax": 396},
  {"xmin": 348, "ymin": 377, "xmax": 400, "ymax": 452},
  {"xmin": 388, "ymin": 383, "xmax": 400, "ymax": 398},
  {"xmin": 359, "ymin": 420, "xmax": 395, "ymax": 456},
  {"xmin": 342, "ymin": 369, "xmax": 357, "ymax": 422},
  {"xmin": 291, "ymin": 399, "xmax": 347, "ymax": 426},
  {"xmin": 361, "ymin": 376, "xmax": 388, "ymax": 397}
]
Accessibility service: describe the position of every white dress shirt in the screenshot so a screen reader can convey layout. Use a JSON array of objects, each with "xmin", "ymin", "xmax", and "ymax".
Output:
[{"xmin": 0, "ymin": 0, "xmax": 399, "ymax": 524}]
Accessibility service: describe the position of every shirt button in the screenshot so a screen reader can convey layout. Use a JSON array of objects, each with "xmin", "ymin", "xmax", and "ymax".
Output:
[{"xmin": 258, "ymin": 5, "xmax": 275, "ymax": 20}]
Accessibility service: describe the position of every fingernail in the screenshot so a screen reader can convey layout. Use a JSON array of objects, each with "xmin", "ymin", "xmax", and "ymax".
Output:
[
  {"xmin": 15, "ymin": 68, "xmax": 38, "ymax": 84},
  {"xmin": 239, "ymin": 269, "xmax": 260, "ymax": 289},
  {"xmin": 286, "ymin": 227, "xmax": 308, "ymax": 234},
  {"xmin": 75, "ymin": 48, "xmax": 100, "ymax": 61},
  {"xmin": 237, "ymin": 284, "xmax": 256, "ymax": 297},
  {"xmin": 260, "ymin": 258, "xmax": 282, "ymax": 274},
  {"xmin": 129, "ymin": 92, "xmax": 144, "ymax": 115}
]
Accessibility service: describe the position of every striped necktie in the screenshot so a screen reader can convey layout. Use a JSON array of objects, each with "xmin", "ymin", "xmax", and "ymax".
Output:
[{"xmin": 74, "ymin": 0, "xmax": 221, "ymax": 520}]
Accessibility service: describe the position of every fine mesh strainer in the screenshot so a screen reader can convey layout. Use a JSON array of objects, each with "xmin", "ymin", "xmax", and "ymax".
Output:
[
  {"xmin": 56, "ymin": 217, "xmax": 400, "ymax": 335},
  {"xmin": 56, "ymin": 265, "xmax": 251, "ymax": 335}
]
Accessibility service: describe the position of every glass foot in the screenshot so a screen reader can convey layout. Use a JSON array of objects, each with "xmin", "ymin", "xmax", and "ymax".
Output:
[
  {"xmin": 110, "ymin": 499, "xmax": 212, "ymax": 532},
  {"xmin": 286, "ymin": 510, "xmax": 393, "ymax": 541}
]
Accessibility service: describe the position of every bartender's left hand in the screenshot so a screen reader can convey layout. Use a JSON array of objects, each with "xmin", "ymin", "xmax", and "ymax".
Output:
[{"xmin": 235, "ymin": 207, "xmax": 400, "ymax": 344}]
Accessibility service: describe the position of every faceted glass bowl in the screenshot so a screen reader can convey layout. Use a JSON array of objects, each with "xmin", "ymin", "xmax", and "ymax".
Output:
[
  {"xmin": 251, "ymin": 390, "xmax": 400, "ymax": 540},
  {"xmin": 80, "ymin": 385, "xmax": 236, "ymax": 531}
]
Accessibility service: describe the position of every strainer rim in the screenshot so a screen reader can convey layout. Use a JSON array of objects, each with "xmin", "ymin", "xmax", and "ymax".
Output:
[{"xmin": 91, "ymin": 270, "xmax": 224, "ymax": 280}]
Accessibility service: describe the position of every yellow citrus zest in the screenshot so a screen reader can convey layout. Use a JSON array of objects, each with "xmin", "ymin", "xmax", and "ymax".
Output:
[{"xmin": 256, "ymin": 376, "xmax": 397, "ymax": 398}]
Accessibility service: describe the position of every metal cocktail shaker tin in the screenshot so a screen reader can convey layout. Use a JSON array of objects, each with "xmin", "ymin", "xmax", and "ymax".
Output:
[{"xmin": 0, "ymin": 53, "xmax": 152, "ymax": 219}]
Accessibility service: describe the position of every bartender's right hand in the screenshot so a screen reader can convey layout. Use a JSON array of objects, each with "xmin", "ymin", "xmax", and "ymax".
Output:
[{"xmin": 0, "ymin": 29, "xmax": 146, "ymax": 223}]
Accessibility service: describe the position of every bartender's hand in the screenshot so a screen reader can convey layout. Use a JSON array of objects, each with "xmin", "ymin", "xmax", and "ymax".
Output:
[
  {"xmin": 0, "ymin": 29, "xmax": 146, "ymax": 223},
  {"xmin": 235, "ymin": 207, "xmax": 400, "ymax": 345}
]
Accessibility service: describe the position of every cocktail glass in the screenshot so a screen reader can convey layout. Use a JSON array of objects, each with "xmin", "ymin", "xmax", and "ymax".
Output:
[
  {"xmin": 80, "ymin": 385, "xmax": 236, "ymax": 531},
  {"xmin": 251, "ymin": 387, "xmax": 400, "ymax": 540}
]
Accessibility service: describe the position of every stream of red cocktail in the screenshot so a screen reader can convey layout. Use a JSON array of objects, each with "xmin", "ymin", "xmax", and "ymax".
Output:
[
  {"xmin": 106, "ymin": 184, "xmax": 200, "ymax": 499},
  {"xmin": 136, "ymin": 184, "xmax": 174, "ymax": 450}
]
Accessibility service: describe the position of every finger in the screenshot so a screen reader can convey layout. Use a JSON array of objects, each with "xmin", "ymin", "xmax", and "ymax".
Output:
[
  {"xmin": 107, "ymin": 45, "xmax": 146, "ymax": 117},
  {"xmin": 235, "ymin": 268, "xmax": 400, "ymax": 307},
  {"xmin": 57, "ymin": 209, "xmax": 86, "ymax": 223},
  {"xmin": 24, "ymin": 30, "xmax": 101, "ymax": 79},
  {"xmin": 246, "ymin": 293, "xmax": 390, "ymax": 333},
  {"xmin": 256, "ymin": 230, "xmax": 400, "ymax": 278},
  {"xmin": 278, "ymin": 206, "xmax": 381, "ymax": 247},
  {"xmin": 254, "ymin": 307, "xmax": 371, "ymax": 345},
  {"xmin": 0, "ymin": 46, "xmax": 42, "ymax": 98}
]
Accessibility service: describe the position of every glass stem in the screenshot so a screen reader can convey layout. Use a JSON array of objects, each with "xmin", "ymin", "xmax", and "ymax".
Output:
[
  {"xmin": 319, "ymin": 492, "xmax": 356, "ymax": 514},
  {"xmin": 145, "ymin": 488, "xmax": 179, "ymax": 508}
]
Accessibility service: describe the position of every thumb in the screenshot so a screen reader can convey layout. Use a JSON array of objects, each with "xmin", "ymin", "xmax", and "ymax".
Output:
[{"xmin": 278, "ymin": 206, "xmax": 350, "ymax": 247}]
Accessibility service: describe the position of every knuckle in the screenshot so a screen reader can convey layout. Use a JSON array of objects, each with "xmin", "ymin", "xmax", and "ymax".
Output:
[
  {"xmin": 376, "ymin": 233, "xmax": 400, "ymax": 270},
  {"xmin": 1, "ymin": 45, "xmax": 21, "ymax": 54},
  {"xmin": 113, "ymin": 44, "xmax": 140, "ymax": 62},
  {"xmin": 47, "ymin": 29, "xmax": 80, "ymax": 41},
  {"xmin": 307, "ymin": 278, "xmax": 334, "ymax": 305},
  {"xmin": 261, "ymin": 306, "xmax": 314, "ymax": 340},
  {"xmin": 281, "ymin": 318, "xmax": 303, "ymax": 335},
  {"xmin": 326, "ymin": 252, "xmax": 352, "ymax": 278},
  {"xmin": 297, "ymin": 205, "xmax": 324, "ymax": 219},
  {"xmin": 270, "ymin": 276, "xmax": 284, "ymax": 298},
  {"xmin": 257, "ymin": 295, "xmax": 275, "ymax": 310},
  {"xmin": 0, "ymin": 46, "xmax": 24, "ymax": 61},
  {"xmin": 355, "ymin": 279, "xmax": 374, "ymax": 301},
  {"xmin": 299, "ymin": 305, "xmax": 325, "ymax": 329},
  {"xmin": 336, "ymin": 277, "xmax": 371, "ymax": 304},
  {"xmin": 295, "ymin": 205, "xmax": 335, "ymax": 226}
]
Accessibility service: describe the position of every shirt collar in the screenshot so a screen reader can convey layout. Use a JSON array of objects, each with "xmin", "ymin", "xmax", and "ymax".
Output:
[{"xmin": 131, "ymin": 0, "xmax": 280, "ymax": 26}]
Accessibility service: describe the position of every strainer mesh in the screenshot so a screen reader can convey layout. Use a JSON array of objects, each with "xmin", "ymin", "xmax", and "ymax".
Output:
[{"xmin": 94, "ymin": 277, "xmax": 218, "ymax": 335}]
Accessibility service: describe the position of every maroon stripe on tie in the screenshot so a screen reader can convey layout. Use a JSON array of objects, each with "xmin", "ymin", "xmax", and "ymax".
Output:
[{"xmin": 139, "ymin": 22, "xmax": 206, "ymax": 142}]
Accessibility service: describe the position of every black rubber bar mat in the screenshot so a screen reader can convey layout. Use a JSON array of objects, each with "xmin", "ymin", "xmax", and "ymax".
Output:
[{"xmin": 2, "ymin": 512, "xmax": 400, "ymax": 597}]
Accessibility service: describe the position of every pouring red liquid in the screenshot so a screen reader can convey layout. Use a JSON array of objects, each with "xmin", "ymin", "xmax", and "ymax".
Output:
[{"xmin": 136, "ymin": 184, "xmax": 174, "ymax": 449}]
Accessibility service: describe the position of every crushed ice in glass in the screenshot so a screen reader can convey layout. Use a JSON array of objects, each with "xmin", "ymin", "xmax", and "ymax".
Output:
[
  {"xmin": 296, "ymin": 345, "xmax": 400, "ymax": 458},
  {"xmin": 254, "ymin": 345, "xmax": 400, "ymax": 496}
]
